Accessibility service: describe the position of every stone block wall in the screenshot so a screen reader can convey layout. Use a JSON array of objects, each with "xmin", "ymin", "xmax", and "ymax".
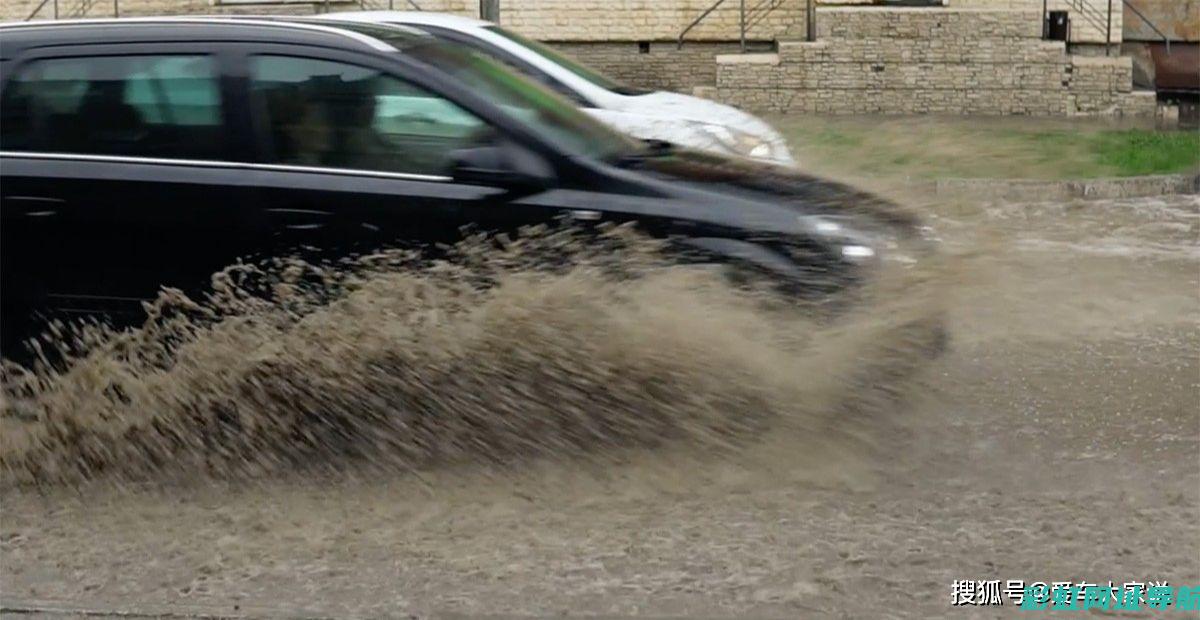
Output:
[
  {"xmin": 512, "ymin": 1, "xmax": 802, "ymax": 94},
  {"xmin": 812, "ymin": 0, "xmax": 1122, "ymax": 44},
  {"xmin": 548, "ymin": 41, "xmax": 756, "ymax": 92},
  {"xmin": 4, "ymin": 0, "xmax": 1151, "ymax": 115},
  {"xmin": 947, "ymin": 0, "xmax": 1121, "ymax": 43},
  {"xmin": 499, "ymin": 0, "xmax": 805, "ymax": 42},
  {"xmin": 5, "ymin": 0, "xmax": 1123, "ymax": 44},
  {"xmin": 2, "ymin": 0, "xmax": 792, "ymax": 94},
  {"xmin": 7, "ymin": 0, "xmax": 472, "ymax": 22},
  {"xmin": 714, "ymin": 7, "xmax": 1154, "ymax": 116},
  {"xmin": 817, "ymin": 7, "xmax": 1043, "ymax": 39},
  {"xmin": 7, "ymin": 0, "xmax": 806, "ymax": 41}
]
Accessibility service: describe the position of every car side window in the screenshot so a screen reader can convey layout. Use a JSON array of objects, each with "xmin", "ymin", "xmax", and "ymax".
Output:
[
  {"xmin": 0, "ymin": 55, "xmax": 223, "ymax": 159},
  {"xmin": 250, "ymin": 55, "xmax": 490, "ymax": 176}
]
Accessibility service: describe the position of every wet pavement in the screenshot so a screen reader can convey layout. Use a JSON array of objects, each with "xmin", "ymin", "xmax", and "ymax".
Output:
[{"xmin": 1, "ymin": 194, "xmax": 1197, "ymax": 619}]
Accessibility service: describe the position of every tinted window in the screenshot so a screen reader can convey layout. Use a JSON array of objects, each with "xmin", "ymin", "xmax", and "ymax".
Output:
[
  {"xmin": 251, "ymin": 55, "xmax": 491, "ymax": 176},
  {"xmin": 404, "ymin": 42, "xmax": 638, "ymax": 161},
  {"xmin": 0, "ymin": 55, "xmax": 224, "ymax": 159},
  {"xmin": 483, "ymin": 26, "xmax": 638, "ymax": 94},
  {"xmin": 415, "ymin": 25, "xmax": 589, "ymax": 106},
  {"xmin": 324, "ymin": 23, "xmax": 639, "ymax": 162}
]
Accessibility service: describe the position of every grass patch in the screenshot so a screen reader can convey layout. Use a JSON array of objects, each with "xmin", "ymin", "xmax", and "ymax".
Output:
[
  {"xmin": 1091, "ymin": 130, "xmax": 1200, "ymax": 176},
  {"xmin": 772, "ymin": 116, "xmax": 1200, "ymax": 180}
]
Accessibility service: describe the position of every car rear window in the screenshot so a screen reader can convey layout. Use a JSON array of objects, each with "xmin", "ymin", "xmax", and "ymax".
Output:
[{"xmin": 0, "ymin": 54, "xmax": 224, "ymax": 160}]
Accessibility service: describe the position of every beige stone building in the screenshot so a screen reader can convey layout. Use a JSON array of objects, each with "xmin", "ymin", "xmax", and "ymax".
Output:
[{"xmin": 3, "ymin": 0, "xmax": 1167, "ymax": 116}]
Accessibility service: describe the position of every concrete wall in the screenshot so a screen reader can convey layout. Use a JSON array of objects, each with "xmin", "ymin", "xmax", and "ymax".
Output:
[{"xmin": 714, "ymin": 8, "xmax": 1154, "ymax": 116}]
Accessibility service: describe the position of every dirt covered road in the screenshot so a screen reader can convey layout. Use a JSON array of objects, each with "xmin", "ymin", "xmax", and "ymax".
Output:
[{"xmin": 1, "ymin": 194, "xmax": 1197, "ymax": 618}]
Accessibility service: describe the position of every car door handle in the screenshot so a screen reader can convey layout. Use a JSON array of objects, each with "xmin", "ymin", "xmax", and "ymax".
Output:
[
  {"xmin": 267, "ymin": 208, "xmax": 332, "ymax": 231},
  {"xmin": 570, "ymin": 210, "xmax": 602, "ymax": 221},
  {"xmin": 6, "ymin": 195, "xmax": 65, "ymax": 217}
]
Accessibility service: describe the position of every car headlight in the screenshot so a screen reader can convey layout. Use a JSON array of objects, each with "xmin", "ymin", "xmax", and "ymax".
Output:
[
  {"xmin": 694, "ymin": 123, "xmax": 769, "ymax": 160},
  {"xmin": 805, "ymin": 217, "xmax": 880, "ymax": 264},
  {"xmin": 839, "ymin": 245, "xmax": 876, "ymax": 260},
  {"xmin": 749, "ymin": 142, "xmax": 773, "ymax": 159}
]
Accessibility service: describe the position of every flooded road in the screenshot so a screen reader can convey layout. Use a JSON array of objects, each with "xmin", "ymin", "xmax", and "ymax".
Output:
[{"xmin": 1, "ymin": 194, "xmax": 1197, "ymax": 618}]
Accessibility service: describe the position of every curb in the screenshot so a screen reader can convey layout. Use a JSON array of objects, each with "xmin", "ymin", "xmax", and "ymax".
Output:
[{"xmin": 918, "ymin": 172, "xmax": 1200, "ymax": 201}]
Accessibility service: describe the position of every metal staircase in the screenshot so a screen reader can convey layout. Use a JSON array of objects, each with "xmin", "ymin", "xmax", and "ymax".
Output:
[
  {"xmin": 678, "ymin": 0, "xmax": 792, "ymax": 50},
  {"xmin": 1120, "ymin": 0, "xmax": 1174, "ymax": 53},
  {"xmin": 1054, "ymin": 0, "xmax": 1174, "ymax": 54},
  {"xmin": 1060, "ymin": 0, "xmax": 1115, "ymax": 46}
]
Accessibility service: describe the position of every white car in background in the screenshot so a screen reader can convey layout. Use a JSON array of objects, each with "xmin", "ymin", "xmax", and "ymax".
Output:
[{"xmin": 318, "ymin": 11, "xmax": 796, "ymax": 166}]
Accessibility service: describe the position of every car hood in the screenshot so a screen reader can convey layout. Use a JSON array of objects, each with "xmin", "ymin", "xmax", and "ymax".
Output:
[
  {"xmin": 622, "ymin": 147, "xmax": 923, "ymax": 238},
  {"xmin": 613, "ymin": 91, "xmax": 778, "ymax": 136},
  {"xmin": 592, "ymin": 91, "xmax": 794, "ymax": 165}
]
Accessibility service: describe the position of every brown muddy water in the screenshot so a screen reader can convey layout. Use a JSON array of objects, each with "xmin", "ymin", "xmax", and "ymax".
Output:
[{"xmin": 0, "ymin": 193, "xmax": 1197, "ymax": 618}]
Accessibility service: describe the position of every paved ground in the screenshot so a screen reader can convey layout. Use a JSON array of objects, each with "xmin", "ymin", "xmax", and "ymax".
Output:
[{"xmin": 1, "ymin": 194, "xmax": 1197, "ymax": 619}]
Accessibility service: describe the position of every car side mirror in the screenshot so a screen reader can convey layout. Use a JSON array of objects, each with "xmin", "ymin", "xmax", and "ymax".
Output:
[{"xmin": 449, "ymin": 139, "xmax": 555, "ymax": 193}]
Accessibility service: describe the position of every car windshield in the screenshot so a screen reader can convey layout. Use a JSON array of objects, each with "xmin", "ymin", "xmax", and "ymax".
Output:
[
  {"xmin": 483, "ymin": 25, "xmax": 647, "ymax": 96},
  {"xmin": 326, "ymin": 22, "xmax": 641, "ymax": 162}
]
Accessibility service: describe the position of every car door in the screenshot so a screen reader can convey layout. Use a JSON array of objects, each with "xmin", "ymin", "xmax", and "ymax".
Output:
[
  {"xmin": 238, "ymin": 47, "xmax": 549, "ymax": 265},
  {"xmin": 234, "ymin": 40, "xmax": 686, "ymax": 287},
  {"xmin": 0, "ymin": 43, "xmax": 261, "ymax": 349}
]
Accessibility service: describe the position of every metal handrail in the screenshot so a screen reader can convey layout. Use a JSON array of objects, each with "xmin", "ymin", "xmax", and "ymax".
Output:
[
  {"xmin": 24, "ymin": 0, "xmax": 57, "ymax": 20},
  {"xmin": 1061, "ymin": 0, "xmax": 1110, "ymax": 37},
  {"xmin": 1051, "ymin": 0, "xmax": 1172, "ymax": 56},
  {"xmin": 678, "ymin": 0, "xmax": 730, "ymax": 49},
  {"xmin": 745, "ymin": 0, "xmax": 784, "ymax": 33},
  {"xmin": 1048, "ymin": 0, "xmax": 1116, "ymax": 54},
  {"xmin": 1123, "ymin": 0, "xmax": 1172, "ymax": 54},
  {"xmin": 678, "ymin": 0, "xmax": 794, "ymax": 50},
  {"xmin": 26, "ymin": 0, "xmax": 110, "ymax": 20},
  {"xmin": 70, "ymin": 0, "xmax": 102, "ymax": 18},
  {"xmin": 357, "ymin": 0, "xmax": 422, "ymax": 9}
]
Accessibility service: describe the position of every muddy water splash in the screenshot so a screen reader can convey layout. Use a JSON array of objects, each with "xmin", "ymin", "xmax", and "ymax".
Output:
[{"xmin": 0, "ymin": 226, "xmax": 946, "ymax": 487}]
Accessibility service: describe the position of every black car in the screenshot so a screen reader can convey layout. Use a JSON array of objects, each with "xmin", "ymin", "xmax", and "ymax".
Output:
[{"xmin": 0, "ymin": 18, "xmax": 927, "ymax": 356}]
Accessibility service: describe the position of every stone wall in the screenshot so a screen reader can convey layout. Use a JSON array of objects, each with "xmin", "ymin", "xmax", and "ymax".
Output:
[
  {"xmin": 946, "ymin": 0, "xmax": 1121, "ymax": 43},
  {"xmin": 548, "ymin": 41, "xmax": 764, "ymax": 92},
  {"xmin": 812, "ymin": 0, "xmax": 1121, "ymax": 44},
  {"xmin": 6, "ymin": 0, "xmax": 1122, "ymax": 44},
  {"xmin": 4, "ymin": 0, "xmax": 1150, "ymax": 115},
  {"xmin": 499, "ymin": 0, "xmax": 805, "ymax": 42},
  {"xmin": 714, "ymin": 7, "xmax": 1154, "ymax": 116},
  {"xmin": 7, "ymin": 0, "xmax": 472, "ymax": 21},
  {"xmin": 6, "ymin": 0, "xmax": 805, "ymax": 40}
]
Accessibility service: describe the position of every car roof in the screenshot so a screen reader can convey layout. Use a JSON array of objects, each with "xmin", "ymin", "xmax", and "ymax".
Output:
[
  {"xmin": 0, "ymin": 17, "xmax": 400, "ymax": 54},
  {"xmin": 320, "ymin": 11, "xmax": 491, "ymax": 31}
]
